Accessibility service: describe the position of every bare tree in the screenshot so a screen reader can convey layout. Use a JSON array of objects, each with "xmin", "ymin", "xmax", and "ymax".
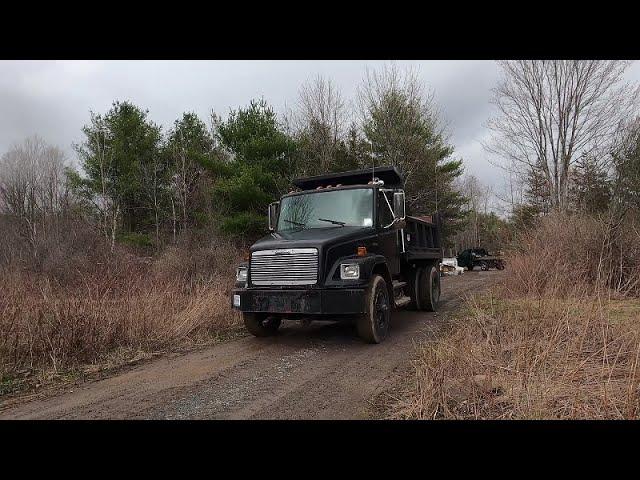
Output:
[
  {"xmin": 487, "ymin": 60, "xmax": 638, "ymax": 211},
  {"xmin": 0, "ymin": 136, "xmax": 70, "ymax": 257},
  {"xmin": 292, "ymin": 75, "xmax": 348, "ymax": 174},
  {"xmin": 86, "ymin": 123, "xmax": 119, "ymax": 252},
  {"xmin": 171, "ymin": 131, "xmax": 197, "ymax": 232},
  {"xmin": 140, "ymin": 152, "xmax": 165, "ymax": 250},
  {"xmin": 455, "ymin": 174, "xmax": 492, "ymax": 248}
]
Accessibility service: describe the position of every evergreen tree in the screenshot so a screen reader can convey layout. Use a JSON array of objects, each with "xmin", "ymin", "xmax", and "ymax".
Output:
[
  {"xmin": 524, "ymin": 159, "xmax": 552, "ymax": 216},
  {"xmin": 336, "ymin": 123, "xmax": 371, "ymax": 172},
  {"xmin": 612, "ymin": 119, "xmax": 640, "ymax": 213},
  {"xmin": 71, "ymin": 101, "xmax": 162, "ymax": 247},
  {"xmin": 569, "ymin": 154, "xmax": 611, "ymax": 214},
  {"xmin": 213, "ymin": 99, "xmax": 297, "ymax": 237},
  {"xmin": 164, "ymin": 112, "xmax": 216, "ymax": 233},
  {"xmin": 360, "ymin": 71, "xmax": 466, "ymax": 242}
]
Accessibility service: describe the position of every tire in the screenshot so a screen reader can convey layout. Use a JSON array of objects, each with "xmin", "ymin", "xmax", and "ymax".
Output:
[
  {"xmin": 411, "ymin": 265, "xmax": 440, "ymax": 312},
  {"xmin": 243, "ymin": 313, "xmax": 282, "ymax": 337},
  {"xmin": 407, "ymin": 267, "xmax": 421, "ymax": 310},
  {"xmin": 480, "ymin": 261, "xmax": 489, "ymax": 271},
  {"xmin": 421, "ymin": 265, "xmax": 441, "ymax": 312},
  {"xmin": 357, "ymin": 274, "xmax": 391, "ymax": 344}
]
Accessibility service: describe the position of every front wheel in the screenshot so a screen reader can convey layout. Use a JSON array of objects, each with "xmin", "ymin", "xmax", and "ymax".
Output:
[
  {"xmin": 243, "ymin": 313, "xmax": 282, "ymax": 337},
  {"xmin": 357, "ymin": 274, "xmax": 391, "ymax": 344}
]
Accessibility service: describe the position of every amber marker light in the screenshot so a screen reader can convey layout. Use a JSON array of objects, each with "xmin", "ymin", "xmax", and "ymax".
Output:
[{"xmin": 357, "ymin": 246, "xmax": 367, "ymax": 257}]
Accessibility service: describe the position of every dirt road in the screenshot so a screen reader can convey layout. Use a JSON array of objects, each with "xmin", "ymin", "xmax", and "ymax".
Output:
[{"xmin": 0, "ymin": 271, "xmax": 500, "ymax": 420}]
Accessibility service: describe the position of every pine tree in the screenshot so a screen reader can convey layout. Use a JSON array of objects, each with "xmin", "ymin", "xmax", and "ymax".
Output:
[
  {"xmin": 524, "ymin": 159, "xmax": 552, "ymax": 216},
  {"xmin": 71, "ymin": 101, "xmax": 162, "ymax": 247},
  {"xmin": 360, "ymin": 77, "xmax": 466, "ymax": 242},
  {"xmin": 164, "ymin": 112, "xmax": 216, "ymax": 234},
  {"xmin": 213, "ymin": 99, "xmax": 297, "ymax": 238},
  {"xmin": 570, "ymin": 154, "xmax": 611, "ymax": 214}
]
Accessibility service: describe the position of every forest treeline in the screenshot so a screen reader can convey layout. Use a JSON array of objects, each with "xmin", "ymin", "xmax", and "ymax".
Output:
[
  {"xmin": 0, "ymin": 66, "xmax": 472, "ymax": 268},
  {"xmin": 2, "ymin": 62, "xmax": 640, "ymax": 268}
]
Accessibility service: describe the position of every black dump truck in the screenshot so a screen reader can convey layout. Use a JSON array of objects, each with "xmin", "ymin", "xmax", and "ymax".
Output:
[{"xmin": 231, "ymin": 166, "xmax": 443, "ymax": 344}]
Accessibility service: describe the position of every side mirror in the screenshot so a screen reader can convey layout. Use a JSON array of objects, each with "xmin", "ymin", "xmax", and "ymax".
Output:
[
  {"xmin": 268, "ymin": 201, "xmax": 279, "ymax": 231},
  {"xmin": 393, "ymin": 192, "xmax": 406, "ymax": 220}
]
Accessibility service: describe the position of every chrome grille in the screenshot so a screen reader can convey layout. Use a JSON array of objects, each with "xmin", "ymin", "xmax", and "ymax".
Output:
[{"xmin": 250, "ymin": 248, "xmax": 318, "ymax": 286}]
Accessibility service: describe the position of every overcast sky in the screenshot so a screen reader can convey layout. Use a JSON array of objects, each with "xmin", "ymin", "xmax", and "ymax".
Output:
[{"xmin": 2, "ymin": 60, "xmax": 640, "ymax": 199}]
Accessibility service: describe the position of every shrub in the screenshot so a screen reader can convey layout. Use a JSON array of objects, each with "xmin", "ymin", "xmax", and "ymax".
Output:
[
  {"xmin": 391, "ymin": 213, "xmax": 640, "ymax": 419},
  {"xmin": 0, "ymin": 237, "xmax": 242, "ymax": 383}
]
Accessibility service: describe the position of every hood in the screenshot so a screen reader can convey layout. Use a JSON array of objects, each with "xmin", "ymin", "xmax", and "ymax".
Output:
[{"xmin": 250, "ymin": 226, "xmax": 374, "ymax": 252}]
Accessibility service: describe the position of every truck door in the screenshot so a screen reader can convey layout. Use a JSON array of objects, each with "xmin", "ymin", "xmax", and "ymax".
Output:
[{"xmin": 377, "ymin": 190, "xmax": 401, "ymax": 275}]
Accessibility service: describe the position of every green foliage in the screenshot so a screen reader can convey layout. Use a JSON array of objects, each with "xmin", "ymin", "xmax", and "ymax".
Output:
[
  {"xmin": 213, "ymin": 165, "xmax": 274, "ymax": 213},
  {"xmin": 468, "ymin": 211, "xmax": 509, "ymax": 251},
  {"xmin": 73, "ymin": 101, "xmax": 162, "ymax": 233},
  {"xmin": 511, "ymin": 204, "xmax": 541, "ymax": 231},
  {"xmin": 611, "ymin": 120, "xmax": 640, "ymax": 213},
  {"xmin": 334, "ymin": 124, "xmax": 371, "ymax": 172},
  {"xmin": 361, "ymin": 87, "xmax": 466, "ymax": 242},
  {"xmin": 570, "ymin": 155, "xmax": 611, "ymax": 214},
  {"xmin": 64, "ymin": 77, "xmax": 477, "ymax": 247},
  {"xmin": 219, "ymin": 211, "xmax": 266, "ymax": 237},
  {"xmin": 216, "ymin": 99, "xmax": 296, "ymax": 173},
  {"xmin": 117, "ymin": 232, "xmax": 153, "ymax": 249},
  {"xmin": 213, "ymin": 99, "xmax": 297, "ymax": 237},
  {"xmin": 164, "ymin": 112, "xmax": 216, "ymax": 230},
  {"xmin": 166, "ymin": 112, "xmax": 214, "ymax": 170},
  {"xmin": 524, "ymin": 160, "xmax": 552, "ymax": 215}
]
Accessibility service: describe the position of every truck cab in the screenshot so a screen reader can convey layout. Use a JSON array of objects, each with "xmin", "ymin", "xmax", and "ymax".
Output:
[{"xmin": 231, "ymin": 166, "xmax": 443, "ymax": 343}]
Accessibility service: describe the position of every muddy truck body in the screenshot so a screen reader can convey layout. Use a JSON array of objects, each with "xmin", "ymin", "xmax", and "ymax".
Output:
[{"xmin": 231, "ymin": 166, "xmax": 443, "ymax": 343}]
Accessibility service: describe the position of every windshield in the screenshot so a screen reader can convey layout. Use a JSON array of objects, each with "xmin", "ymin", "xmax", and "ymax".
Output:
[{"xmin": 277, "ymin": 188, "xmax": 374, "ymax": 231}]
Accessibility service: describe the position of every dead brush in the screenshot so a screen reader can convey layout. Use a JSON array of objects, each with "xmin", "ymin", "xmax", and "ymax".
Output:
[
  {"xmin": 391, "ymin": 213, "xmax": 640, "ymax": 420},
  {"xmin": 0, "ymin": 242, "xmax": 242, "ymax": 384}
]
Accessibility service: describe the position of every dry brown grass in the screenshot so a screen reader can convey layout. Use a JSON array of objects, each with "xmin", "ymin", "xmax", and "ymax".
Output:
[
  {"xmin": 391, "ymin": 213, "xmax": 640, "ymax": 419},
  {"xmin": 0, "ymin": 239, "xmax": 242, "ymax": 393}
]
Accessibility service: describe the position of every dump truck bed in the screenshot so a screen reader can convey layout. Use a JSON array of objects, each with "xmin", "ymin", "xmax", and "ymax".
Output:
[{"xmin": 404, "ymin": 215, "xmax": 442, "ymax": 262}]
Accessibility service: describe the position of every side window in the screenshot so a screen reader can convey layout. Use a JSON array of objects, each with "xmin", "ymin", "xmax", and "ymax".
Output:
[{"xmin": 377, "ymin": 191, "xmax": 394, "ymax": 227}]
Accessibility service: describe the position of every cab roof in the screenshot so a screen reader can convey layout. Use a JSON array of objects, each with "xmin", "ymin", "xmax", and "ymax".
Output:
[{"xmin": 292, "ymin": 166, "xmax": 404, "ymax": 190}]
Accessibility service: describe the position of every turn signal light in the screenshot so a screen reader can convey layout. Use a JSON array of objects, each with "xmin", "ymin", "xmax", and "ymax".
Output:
[{"xmin": 357, "ymin": 246, "xmax": 367, "ymax": 256}]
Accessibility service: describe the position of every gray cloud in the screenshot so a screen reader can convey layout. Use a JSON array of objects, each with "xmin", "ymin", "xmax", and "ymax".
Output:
[{"xmin": 2, "ymin": 60, "xmax": 638, "ymax": 197}]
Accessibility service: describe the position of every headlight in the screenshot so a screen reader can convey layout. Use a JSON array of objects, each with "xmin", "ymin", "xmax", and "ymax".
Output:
[
  {"xmin": 236, "ymin": 266, "xmax": 248, "ymax": 283},
  {"xmin": 340, "ymin": 263, "xmax": 360, "ymax": 280}
]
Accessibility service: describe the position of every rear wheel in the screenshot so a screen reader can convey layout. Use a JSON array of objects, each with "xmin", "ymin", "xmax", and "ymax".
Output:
[
  {"xmin": 407, "ymin": 267, "xmax": 422, "ymax": 310},
  {"xmin": 243, "ymin": 313, "xmax": 282, "ymax": 337},
  {"xmin": 357, "ymin": 274, "xmax": 391, "ymax": 344},
  {"xmin": 410, "ymin": 265, "xmax": 441, "ymax": 312},
  {"xmin": 480, "ymin": 261, "xmax": 489, "ymax": 271},
  {"xmin": 421, "ymin": 265, "xmax": 441, "ymax": 312}
]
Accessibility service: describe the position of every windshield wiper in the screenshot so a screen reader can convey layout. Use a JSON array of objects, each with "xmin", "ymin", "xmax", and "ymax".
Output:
[
  {"xmin": 318, "ymin": 218, "xmax": 345, "ymax": 226},
  {"xmin": 284, "ymin": 219, "xmax": 306, "ymax": 227}
]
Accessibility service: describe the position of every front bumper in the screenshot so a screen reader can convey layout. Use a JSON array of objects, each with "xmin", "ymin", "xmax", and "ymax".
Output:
[{"xmin": 231, "ymin": 287, "xmax": 366, "ymax": 315}]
